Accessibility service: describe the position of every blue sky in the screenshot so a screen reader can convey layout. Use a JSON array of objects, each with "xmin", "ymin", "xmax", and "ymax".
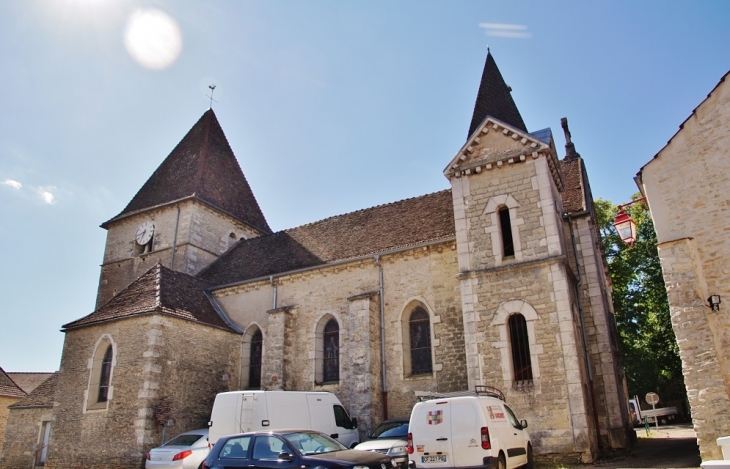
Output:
[{"xmin": 1, "ymin": 0, "xmax": 728, "ymax": 372}]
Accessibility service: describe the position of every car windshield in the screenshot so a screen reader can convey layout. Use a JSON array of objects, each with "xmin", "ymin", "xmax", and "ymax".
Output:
[
  {"xmin": 163, "ymin": 434, "xmax": 204, "ymax": 447},
  {"xmin": 371, "ymin": 422, "xmax": 409, "ymax": 439},
  {"xmin": 282, "ymin": 431, "xmax": 347, "ymax": 455}
]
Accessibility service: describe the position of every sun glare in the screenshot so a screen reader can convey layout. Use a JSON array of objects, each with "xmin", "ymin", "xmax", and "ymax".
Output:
[{"xmin": 124, "ymin": 8, "xmax": 183, "ymax": 70}]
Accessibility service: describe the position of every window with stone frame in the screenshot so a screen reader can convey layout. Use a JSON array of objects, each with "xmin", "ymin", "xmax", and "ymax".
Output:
[
  {"xmin": 86, "ymin": 337, "xmax": 115, "ymax": 411},
  {"xmin": 409, "ymin": 308, "xmax": 433, "ymax": 375},
  {"xmin": 323, "ymin": 319, "xmax": 340, "ymax": 383},
  {"xmin": 249, "ymin": 329, "xmax": 263, "ymax": 389},
  {"xmin": 499, "ymin": 206, "xmax": 515, "ymax": 257},
  {"xmin": 508, "ymin": 313, "xmax": 533, "ymax": 384}
]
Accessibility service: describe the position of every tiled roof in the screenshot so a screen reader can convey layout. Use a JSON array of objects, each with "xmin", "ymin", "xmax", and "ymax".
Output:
[
  {"xmin": 9, "ymin": 373, "xmax": 57, "ymax": 408},
  {"xmin": 200, "ymin": 190, "xmax": 455, "ymax": 286},
  {"xmin": 103, "ymin": 109, "xmax": 271, "ymax": 235},
  {"xmin": 0, "ymin": 366, "xmax": 26, "ymax": 398},
  {"xmin": 7, "ymin": 372, "xmax": 55, "ymax": 394},
  {"xmin": 468, "ymin": 50, "xmax": 527, "ymax": 139},
  {"xmin": 62, "ymin": 263, "xmax": 236, "ymax": 332},
  {"xmin": 561, "ymin": 158, "xmax": 587, "ymax": 213}
]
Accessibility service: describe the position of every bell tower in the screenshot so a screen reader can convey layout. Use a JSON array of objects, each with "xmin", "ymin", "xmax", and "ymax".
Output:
[{"xmin": 95, "ymin": 109, "xmax": 271, "ymax": 308}]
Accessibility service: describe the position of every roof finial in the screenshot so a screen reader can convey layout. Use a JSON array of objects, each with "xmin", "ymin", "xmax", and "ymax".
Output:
[
  {"xmin": 207, "ymin": 84, "xmax": 218, "ymax": 109},
  {"xmin": 561, "ymin": 117, "xmax": 580, "ymax": 160}
]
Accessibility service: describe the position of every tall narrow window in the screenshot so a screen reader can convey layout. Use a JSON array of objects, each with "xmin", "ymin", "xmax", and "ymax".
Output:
[
  {"xmin": 36, "ymin": 421, "xmax": 51, "ymax": 466},
  {"xmin": 249, "ymin": 330, "xmax": 263, "ymax": 389},
  {"xmin": 410, "ymin": 308, "xmax": 433, "ymax": 375},
  {"xmin": 97, "ymin": 344, "xmax": 113, "ymax": 402},
  {"xmin": 499, "ymin": 207, "xmax": 515, "ymax": 257},
  {"xmin": 508, "ymin": 314, "xmax": 533, "ymax": 383},
  {"xmin": 323, "ymin": 320, "xmax": 339, "ymax": 382}
]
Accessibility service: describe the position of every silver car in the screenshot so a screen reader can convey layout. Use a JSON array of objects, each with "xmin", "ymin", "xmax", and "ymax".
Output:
[
  {"xmin": 146, "ymin": 428, "xmax": 210, "ymax": 469},
  {"xmin": 354, "ymin": 419, "xmax": 409, "ymax": 469}
]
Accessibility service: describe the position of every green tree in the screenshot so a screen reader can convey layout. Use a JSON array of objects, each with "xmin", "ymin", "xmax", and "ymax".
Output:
[{"xmin": 594, "ymin": 197, "xmax": 686, "ymax": 409}]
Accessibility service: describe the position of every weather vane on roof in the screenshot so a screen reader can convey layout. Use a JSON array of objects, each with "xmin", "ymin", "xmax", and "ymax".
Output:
[{"xmin": 207, "ymin": 84, "xmax": 218, "ymax": 109}]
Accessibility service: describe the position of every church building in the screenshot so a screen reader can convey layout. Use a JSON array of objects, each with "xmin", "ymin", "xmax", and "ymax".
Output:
[{"xmin": 1, "ymin": 51, "xmax": 633, "ymax": 468}]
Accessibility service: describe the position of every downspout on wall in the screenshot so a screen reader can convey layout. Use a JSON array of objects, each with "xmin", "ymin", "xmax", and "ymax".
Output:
[{"xmin": 374, "ymin": 255, "xmax": 388, "ymax": 420}]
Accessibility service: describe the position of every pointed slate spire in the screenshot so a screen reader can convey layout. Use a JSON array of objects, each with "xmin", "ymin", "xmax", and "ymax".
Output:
[
  {"xmin": 467, "ymin": 49, "xmax": 527, "ymax": 139},
  {"xmin": 104, "ymin": 109, "xmax": 271, "ymax": 234}
]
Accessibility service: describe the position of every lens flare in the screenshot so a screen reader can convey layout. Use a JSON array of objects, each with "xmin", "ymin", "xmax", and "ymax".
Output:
[{"xmin": 124, "ymin": 9, "xmax": 182, "ymax": 70}]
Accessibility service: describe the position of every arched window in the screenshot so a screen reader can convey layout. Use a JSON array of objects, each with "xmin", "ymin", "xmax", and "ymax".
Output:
[
  {"xmin": 86, "ymin": 337, "xmax": 115, "ymax": 411},
  {"xmin": 508, "ymin": 314, "xmax": 533, "ymax": 383},
  {"xmin": 323, "ymin": 320, "xmax": 339, "ymax": 382},
  {"xmin": 249, "ymin": 330, "xmax": 263, "ymax": 389},
  {"xmin": 409, "ymin": 308, "xmax": 433, "ymax": 375},
  {"xmin": 97, "ymin": 344, "xmax": 113, "ymax": 402},
  {"xmin": 499, "ymin": 206, "xmax": 515, "ymax": 257}
]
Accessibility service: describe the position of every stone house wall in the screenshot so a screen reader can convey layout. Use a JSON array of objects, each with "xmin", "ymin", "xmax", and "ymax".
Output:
[
  {"xmin": 97, "ymin": 200, "xmax": 260, "ymax": 308},
  {"xmin": 637, "ymin": 73, "xmax": 730, "ymax": 461},
  {"xmin": 0, "ymin": 395, "xmax": 21, "ymax": 456},
  {"xmin": 0, "ymin": 406, "xmax": 51, "ymax": 469},
  {"xmin": 46, "ymin": 316, "xmax": 240, "ymax": 469}
]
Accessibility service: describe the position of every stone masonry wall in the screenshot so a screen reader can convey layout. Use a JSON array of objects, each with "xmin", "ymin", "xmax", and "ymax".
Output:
[
  {"xmin": 97, "ymin": 200, "xmax": 258, "ymax": 308},
  {"xmin": 0, "ymin": 406, "xmax": 51, "ymax": 469},
  {"xmin": 0, "ymin": 396, "xmax": 21, "ymax": 457},
  {"xmin": 46, "ymin": 316, "xmax": 240, "ymax": 469}
]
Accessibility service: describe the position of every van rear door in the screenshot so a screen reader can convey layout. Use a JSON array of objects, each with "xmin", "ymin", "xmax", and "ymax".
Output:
[
  {"xmin": 410, "ymin": 401, "xmax": 454, "ymax": 468},
  {"xmin": 450, "ymin": 399, "xmax": 488, "ymax": 467}
]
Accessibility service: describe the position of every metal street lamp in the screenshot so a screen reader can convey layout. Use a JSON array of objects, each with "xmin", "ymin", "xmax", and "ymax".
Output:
[{"xmin": 612, "ymin": 197, "xmax": 646, "ymax": 247}]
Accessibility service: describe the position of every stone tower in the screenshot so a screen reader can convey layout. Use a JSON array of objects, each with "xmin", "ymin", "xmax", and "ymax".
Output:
[{"xmin": 95, "ymin": 109, "xmax": 271, "ymax": 308}]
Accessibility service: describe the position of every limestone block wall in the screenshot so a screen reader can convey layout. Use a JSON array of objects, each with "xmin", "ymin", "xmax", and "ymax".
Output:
[
  {"xmin": 213, "ymin": 241, "xmax": 466, "ymax": 438},
  {"xmin": 46, "ymin": 316, "xmax": 240, "ymax": 469},
  {"xmin": 0, "ymin": 406, "xmax": 51, "ymax": 469},
  {"xmin": 0, "ymin": 395, "xmax": 21, "ymax": 456},
  {"xmin": 97, "ymin": 200, "xmax": 259, "ymax": 308},
  {"xmin": 638, "ymin": 75, "xmax": 730, "ymax": 460}
]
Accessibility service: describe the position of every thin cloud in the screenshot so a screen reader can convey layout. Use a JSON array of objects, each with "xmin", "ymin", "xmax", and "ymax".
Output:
[
  {"xmin": 36, "ymin": 186, "xmax": 56, "ymax": 204},
  {"xmin": 2, "ymin": 179, "xmax": 22, "ymax": 189},
  {"xmin": 479, "ymin": 23, "xmax": 532, "ymax": 39}
]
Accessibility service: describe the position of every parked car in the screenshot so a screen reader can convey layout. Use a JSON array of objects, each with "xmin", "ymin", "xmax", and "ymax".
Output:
[
  {"xmin": 407, "ymin": 387, "xmax": 532, "ymax": 469},
  {"xmin": 203, "ymin": 429, "xmax": 397, "ymax": 469},
  {"xmin": 146, "ymin": 428, "xmax": 210, "ymax": 469},
  {"xmin": 355, "ymin": 419, "xmax": 409, "ymax": 468}
]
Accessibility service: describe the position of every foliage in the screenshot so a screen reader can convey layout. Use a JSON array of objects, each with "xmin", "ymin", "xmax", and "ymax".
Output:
[{"xmin": 594, "ymin": 196, "xmax": 686, "ymax": 408}]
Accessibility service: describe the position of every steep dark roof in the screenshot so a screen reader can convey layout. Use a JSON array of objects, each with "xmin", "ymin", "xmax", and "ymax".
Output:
[
  {"xmin": 7, "ymin": 372, "xmax": 55, "ymax": 394},
  {"xmin": 200, "ymin": 190, "xmax": 455, "ymax": 286},
  {"xmin": 103, "ymin": 109, "xmax": 271, "ymax": 234},
  {"xmin": 62, "ymin": 263, "xmax": 236, "ymax": 332},
  {"xmin": 9, "ymin": 373, "xmax": 57, "ymax": 408},
  {"xmin": 468, "ymin": 50, "xmax": 527, "ymax": 139},
  {"xmin": 0, "ymin": 366, "xmax": 26, "ymax": 398}
]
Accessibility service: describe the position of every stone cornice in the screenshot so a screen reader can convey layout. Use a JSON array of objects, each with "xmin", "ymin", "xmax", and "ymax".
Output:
[{"xmin": 456, "ymin": 254, "xmax": 567, "ymax": 279}]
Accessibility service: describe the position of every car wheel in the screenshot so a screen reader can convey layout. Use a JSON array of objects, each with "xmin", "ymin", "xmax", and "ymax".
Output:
[
  {"xmin": 525, "ymin": 445, "xmax": 534, "ymax": 469},
  {"xmin": 498, "ymin": 453, "xmax": 506, "ymax": 469}
]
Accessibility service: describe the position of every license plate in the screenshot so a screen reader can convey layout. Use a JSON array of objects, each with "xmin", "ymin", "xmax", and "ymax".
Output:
[{"xmin": 421, "ymin": 455, "xmax": 447, "ymax": 463}]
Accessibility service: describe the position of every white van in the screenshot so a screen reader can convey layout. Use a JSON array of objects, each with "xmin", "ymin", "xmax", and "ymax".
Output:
[
  {"xmin": 407, "ymin": 387, "xmax": 532, "ymax": 469},
  {"xmin": 208, "ymin": 390, "xmax": 359, "ymax": 448}
]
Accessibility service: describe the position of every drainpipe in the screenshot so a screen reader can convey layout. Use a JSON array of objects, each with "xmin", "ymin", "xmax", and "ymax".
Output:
[
  {"xmin": 170, "ymin": 204, "xmax": 181, "ymax": 269},
  {"xmin": 374, "ymin": 255, "xmax": 388, "ymax": 420},
  {"xmin": 270, "ymin": 276, "xmax": 277, "ymax": 310},
  {"xmin": 564, "ymin": 212, "xmax": 602, "ymax": 451}
]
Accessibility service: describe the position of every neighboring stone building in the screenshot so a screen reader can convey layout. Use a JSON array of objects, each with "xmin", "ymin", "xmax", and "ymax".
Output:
[
  {"xmin": 7, "ymin": 373, "xmax": 55, "ymax": 396},
  {"xmin": 635, "ymin": 69, "xmax": 730, "ymax": 461},
  {"xmin": 2, "ymin": 51, "xmax": 632, "ymax": 468},
  {"xmin": 0, "ymin": 367, "xmax": 27, "ymax": 456}
]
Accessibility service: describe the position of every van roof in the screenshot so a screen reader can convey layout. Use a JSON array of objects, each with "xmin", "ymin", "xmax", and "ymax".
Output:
[{"xmin": 415, "ymin": 385, "xmax": 505, "ymax": 402}]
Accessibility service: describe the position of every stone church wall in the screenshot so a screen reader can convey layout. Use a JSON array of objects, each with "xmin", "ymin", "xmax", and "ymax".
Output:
[
  {"xmin": 97, "ymin": 200, "xmax": 257, "ymax": 308},
  {"xmin": 0, "ymin": 406, "xmax": 51, "ymax": 469},
  {"xmin": 46, "ymin": 316, "xmax": 240, "ymax": 469},
  {"xmin": 0, "ymin": 395, "xmax": 21, "ymax": 457},
  {"xmin": 214, "ymin": 240, "xmax": 466, "ymax": 439}
]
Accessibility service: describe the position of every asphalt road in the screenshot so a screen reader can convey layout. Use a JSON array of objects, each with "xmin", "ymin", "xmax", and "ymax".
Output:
[{"xmin": 587, "ymin": 423, "xmax": 701, "ymax": 469}]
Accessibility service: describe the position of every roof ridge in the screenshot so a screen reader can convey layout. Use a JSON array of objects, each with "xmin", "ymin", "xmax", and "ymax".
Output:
[{"xmin": 283, "ymin": 189, "xmax": 452, "ymax": 233}]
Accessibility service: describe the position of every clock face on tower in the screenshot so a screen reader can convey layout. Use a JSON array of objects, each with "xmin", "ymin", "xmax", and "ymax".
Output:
[{"xmin": 135, "ymin": 221, "xmax": 155, "ymax": 245}]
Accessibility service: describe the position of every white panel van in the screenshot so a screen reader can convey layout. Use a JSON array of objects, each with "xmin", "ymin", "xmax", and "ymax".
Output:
[
  {"xmin": 208, "ymin": 390, "xmax": 359, "ymax": 448},
  {"xmin": 407, "ymin": 387, "xmax": 532, "ymax": 469}
]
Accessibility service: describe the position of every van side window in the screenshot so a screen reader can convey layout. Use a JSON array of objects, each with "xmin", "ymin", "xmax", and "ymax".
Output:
[
  {"xmin": 409, "ymin": 308, "xmax": 433, "ymax": 375},
  {"xmin": 333, "ymin": 405, "xmax": 353, "ymax": 429},
  {"xmin": 504, "ymin": 405, "xmax": 523, "ymax": 430},
  {"xmin": 508, "ymin": 313, "xmax": 533, "ymax": 384}
]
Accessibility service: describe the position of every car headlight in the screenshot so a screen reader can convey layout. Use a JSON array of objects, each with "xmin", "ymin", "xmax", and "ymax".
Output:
[
  {"xmin": 354, "ymin": 465, "xmax": 370, "ymax": 469},
  {"xmin": 388, "ymin": 446, "xmax": 407, "ymax": 456}
]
